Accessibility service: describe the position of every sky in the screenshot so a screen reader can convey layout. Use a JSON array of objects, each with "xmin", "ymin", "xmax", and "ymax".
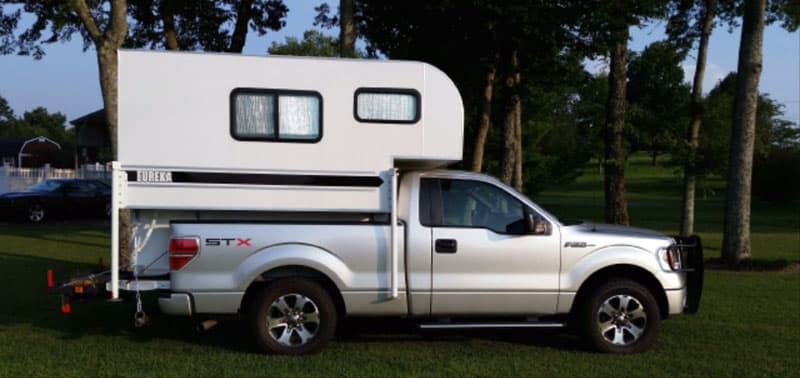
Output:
[{"xmin": 0, "ymin": 1, "xmax": 798, "ymax": 125}]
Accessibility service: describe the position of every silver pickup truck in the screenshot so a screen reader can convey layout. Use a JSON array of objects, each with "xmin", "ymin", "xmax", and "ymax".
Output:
[{"xmin": 157, "ymin": 170, "xmax": 703, "ymax": 355}]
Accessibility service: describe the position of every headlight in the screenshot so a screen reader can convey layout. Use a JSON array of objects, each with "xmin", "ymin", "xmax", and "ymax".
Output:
[{"xmin": 659, "ymin": 245, "xmax": 683, "ymax": 271}]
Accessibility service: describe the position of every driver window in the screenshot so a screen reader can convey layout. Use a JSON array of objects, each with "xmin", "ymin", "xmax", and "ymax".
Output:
[{"xmin": 440, "ymin": 179, "xmax": 526, "ymax": 234}]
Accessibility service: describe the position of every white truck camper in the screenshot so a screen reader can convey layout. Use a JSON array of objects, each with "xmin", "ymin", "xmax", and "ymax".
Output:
[
  {"xmin": 110, "ymin": 50, "xmax": 462, "ymax": 298},
  {"xmin": 52, "ymin": 50, "xmax": 703, "ymax": 356}
]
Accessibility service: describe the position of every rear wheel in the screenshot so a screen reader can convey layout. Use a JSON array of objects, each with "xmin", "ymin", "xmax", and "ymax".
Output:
[
  {"xmin": 249, "ymin": 278, "xmax": 337, "ymax": 355},
  {"xmin": 27, "ymin": 204, "xmax": 45, "ymax": 223},
  {"xmin": 580, "ymin": 279, "xmax": 660, "ymax": 353}
]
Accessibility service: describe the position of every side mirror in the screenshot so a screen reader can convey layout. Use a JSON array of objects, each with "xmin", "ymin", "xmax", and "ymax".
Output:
[{"xmin": 525, "ymin": 212, "xmax": 551, "ymax": 235}]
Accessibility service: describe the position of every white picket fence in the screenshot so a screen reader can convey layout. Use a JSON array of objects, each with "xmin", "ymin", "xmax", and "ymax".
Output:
[{"xmin": 0, "ymin": 163, "xmax": 111, "ymax": 194}]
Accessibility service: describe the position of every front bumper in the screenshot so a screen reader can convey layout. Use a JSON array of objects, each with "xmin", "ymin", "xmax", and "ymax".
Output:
[{"xmin": 666, "ymin": 287, "xmax": 688, "ymax": 315}]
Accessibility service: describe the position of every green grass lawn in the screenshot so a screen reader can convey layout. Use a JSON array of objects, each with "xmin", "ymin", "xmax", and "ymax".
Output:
[
  {"xmin": 0, "ymin": 155, "xmax": 798, "ymax": 376},
  {"xmin": 536, "ymin": 155, "xmax": 800, "ymax": 262}
]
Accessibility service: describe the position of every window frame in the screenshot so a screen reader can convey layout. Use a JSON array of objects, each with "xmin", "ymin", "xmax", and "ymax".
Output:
[
  {"xmin": 419, "ymin": 177, "xmax": 550, "ymax": 236},
  {"xmin": 353, "ymin": 87, "xmax": 422, "ymax": 124},
  {"xmin": 230, "ymin": 87, "xmax": 323, "ymax": 143}
]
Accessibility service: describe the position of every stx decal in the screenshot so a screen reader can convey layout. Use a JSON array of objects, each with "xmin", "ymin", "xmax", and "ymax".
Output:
[{"xmin": 205, "ymin": 238, "xmax": 252, "ymax": 247}]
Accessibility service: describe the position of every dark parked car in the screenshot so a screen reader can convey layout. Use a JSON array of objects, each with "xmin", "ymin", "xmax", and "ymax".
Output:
[{"xmin": 0, "ymin": 179, "xmax": 111, "ymax": 223}]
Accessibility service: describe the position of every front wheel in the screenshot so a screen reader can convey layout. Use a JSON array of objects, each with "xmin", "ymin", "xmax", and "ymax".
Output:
[
  {"xmin": 26, "ymin": 204, "xmax": 46, "ymax": 223},
  {"xmin": 249, "ymin": 278, "xmax": 337, "ymax": 355},
  {"xmin": 580, "ymin": 279, "xmax": 660, "ymax": 353}
]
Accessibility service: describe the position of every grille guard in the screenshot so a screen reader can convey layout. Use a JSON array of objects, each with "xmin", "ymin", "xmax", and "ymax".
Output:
[{"xmin": 671, "ymin": 235, "xmax": 704, "ymax": 314}]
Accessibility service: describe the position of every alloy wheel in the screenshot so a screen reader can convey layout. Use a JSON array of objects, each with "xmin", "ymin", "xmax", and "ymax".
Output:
[
  {"xmin": 266, "ymin": 293, "xmax": 321, "ymax": 347},
  {"xmin": 596, "ymin": 294, "xmax": 647, "ymax": 346}
]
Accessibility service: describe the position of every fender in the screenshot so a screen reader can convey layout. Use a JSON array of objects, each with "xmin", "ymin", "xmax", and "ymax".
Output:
[
  {"xmin": 234, "ymin": 243, "xmax": 354, "ymax": 291},
  {"xmin": 561, "ymin": 245, "xmax": 683, "ymax": 293}
]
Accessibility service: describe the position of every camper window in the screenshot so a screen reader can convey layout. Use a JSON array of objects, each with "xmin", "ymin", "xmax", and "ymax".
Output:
[
  {"xmin": 354, "ymin": 88, "xmax": 420, "ymax": 124},
  {"xmin": 231, "ymin": 88, "xmax": 322, "ymax": 142}
]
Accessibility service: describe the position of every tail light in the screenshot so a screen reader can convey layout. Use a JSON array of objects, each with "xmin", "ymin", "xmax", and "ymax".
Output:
[{"xmin": 169, "ymin": 237, "xmax": 199, "ymax": 271}]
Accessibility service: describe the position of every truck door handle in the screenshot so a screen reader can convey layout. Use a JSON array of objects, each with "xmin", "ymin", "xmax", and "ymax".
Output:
[{"xmin": 435, "ymin": 239, "xmax": 458, "ymax": 253}]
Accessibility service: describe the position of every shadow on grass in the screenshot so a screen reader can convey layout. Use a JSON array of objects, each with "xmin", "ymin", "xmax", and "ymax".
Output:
[{"xmin": 0, "ymin": 251, "xmax": 589, "ymax": 355}]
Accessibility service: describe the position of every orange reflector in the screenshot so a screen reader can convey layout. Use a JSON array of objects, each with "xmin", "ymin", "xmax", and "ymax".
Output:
[{"xmin": 74, "ymin": 286, "xmax": 84, "ymax": 294}]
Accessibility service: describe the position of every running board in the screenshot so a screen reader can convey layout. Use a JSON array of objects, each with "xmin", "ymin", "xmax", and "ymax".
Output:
[{"xmin": 418, "ymin": 322, "xmax": 566, "ymax": 330}]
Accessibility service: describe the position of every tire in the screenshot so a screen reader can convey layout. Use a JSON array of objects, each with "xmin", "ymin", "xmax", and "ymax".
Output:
[
  {"xmin": 249, "ymin": 278, "xmax": 337, "ymax": 355},
  {"xmin": 580, "ymin": 279, "xmax": 660, "ymax": 354},
  {"xmin": 26, "ymin": 203, "xmax": 46, "ymax": 223}
]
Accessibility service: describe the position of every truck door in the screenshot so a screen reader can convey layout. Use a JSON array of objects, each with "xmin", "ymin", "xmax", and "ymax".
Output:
[{"xmin": 422, "ymin": 178, "xmax": 560, "ymax": 315}]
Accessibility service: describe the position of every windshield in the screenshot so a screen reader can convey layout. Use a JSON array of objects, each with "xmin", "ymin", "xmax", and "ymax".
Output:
[{"xmin": 26, "ymin": 180, "xmax": 64, "ymax": 192}]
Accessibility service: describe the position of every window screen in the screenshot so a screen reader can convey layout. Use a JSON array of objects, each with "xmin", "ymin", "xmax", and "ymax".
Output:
[
  {"xmin": 278, "ymin": 95, "xmax": 320, "ymax": 139},
  {"xmin": 234, "ymin": 93, "xmax": 275, "ymax": 138},
  {"xmin": 231, "ymin": 89, "xmax": 322, "ymax": 142},
  {"xmin": 355, "ymin": 89, "xmax": 420, "ymax": 123}
]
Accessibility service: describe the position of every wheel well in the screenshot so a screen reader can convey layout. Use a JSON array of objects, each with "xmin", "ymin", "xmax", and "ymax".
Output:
[
  {"xmin": 240, "ymin": 265, "xmax": 346, "ymax": 319},
  {"xmin": 571, "ymin": 264, "xmax": 669, "ymax": 319}
]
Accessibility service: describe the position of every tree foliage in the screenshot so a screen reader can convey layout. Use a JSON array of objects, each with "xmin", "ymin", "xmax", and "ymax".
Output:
[
  {"xmin": 126, "ymin": 0, "xmax": 288, "ymax": 52},
  {"xmin": 695, "ymin": 72, "xmax": 793, "ymax": 176},
  {"xmin": 268, "ymin": 29, "xmax": 364, "ymax": 57},
  {"xmin": 627, "ymin": 41, "xmax": 691, "ymax": 163},
  {"xmin": 0, "ymin": 96, "xmax": 75, "ymax": 167},
  {"xmin": 316, "ymin": 0, "xmax": 593, "ymax": 194}
]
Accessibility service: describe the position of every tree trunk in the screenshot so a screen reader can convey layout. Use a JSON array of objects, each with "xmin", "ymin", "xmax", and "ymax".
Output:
[
  {"xmin": 97, "ymin": 46, "xmax": 132, "ymax": 270},
  {"xmin": 471, "ymin": 65, "xmax": 495, "ymax": 172},
  {"xmin": 228, "ymin": 0, "xmax": 254, "ymax": 53},
  {"xmin": 603, "ymin": 30, "xmax": 630, "ymax": 226},
  {"xmin": 680, "ymin": 0, "xmax": 717, "ymax": 237},
  {"xmin": 501, "ymin": 50, "xmax": 519, "ymax": 185},
  {"xmin": 74, "ymin": 0, "xmax": 130, "ymax": 269},
  {"xmin": 161, "ymin": 2, "xmax": 179, "ymax": 50},
  {"xmin": 513, "ymin": 55, "xmax": 523, "ymax": 192},
  {"xmin": 723, "ymin": 0, "xmax": 765, "ymax": 267},
  {"xmin": 339, "ymin": 0, "xmax": 356, "ymax": 58}
]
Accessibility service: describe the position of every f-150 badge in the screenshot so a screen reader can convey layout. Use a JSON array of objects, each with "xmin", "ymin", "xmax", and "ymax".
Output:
[{"xmin": 564, "ymin": 242, "xmax": 595, "ymax": 248}]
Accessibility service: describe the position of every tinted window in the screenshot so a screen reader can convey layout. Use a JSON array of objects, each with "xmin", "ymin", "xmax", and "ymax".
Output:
[
  {"xmin": 27, "ymin": 180, "xmax": 63, "ymax": 192},
  {"xmin": 437, "ymin": 179, "xmax": 526, "ymax": 234}
]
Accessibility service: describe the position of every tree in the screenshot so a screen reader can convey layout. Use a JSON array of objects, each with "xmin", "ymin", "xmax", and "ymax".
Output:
[
  {"xmin": 500, "ymin": 49, "xmax": 519, "ymax": 186},
  {"xmin": 572, "ymin": 0, "xmax": 669, "ymax": 225},
  {"xmin": 1, "ymin": 0, "xmax": 130, "ymax": 266},
  {"xmin": 0, "ymin": 103, "xmax": 75, "ymax": 167},
  {"xmin": 667, "ymin": 0, "xmax": 746, "ymax": 236},
  {"xmin": 339, "ymin": 0, "xmax": 355, "ymax": 57},
  {"xmin": 670, "ymin": 0, "xmax": 719, "ymax": 236},
  {"xmin": 626, "ymin": 41, "xmax": 691, "ymax": 165},
  {"xmin": 126, "ymin": 0, "xmax": 288, "ymax": 52},
  {"xmin": 723, "ymin": 0, "xmax": 767, "ymax": 266},
  {"xmin": 333, "ymin": 1, "xmax": 587, "ymax": 195},
  {"xmin": 471, "ymin": 63, "xmax": 495, "ymax": 172},
  {"xmin": 693, "ymin": 73, "xmax": 787, "ymax": 178},
  {"xmin": 0, "ymin": 95, "xmax": 13, "ymax": 122},
  {"xmin": 268, "ymin": 29, "xmax": 363, "ymax": 57}
]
